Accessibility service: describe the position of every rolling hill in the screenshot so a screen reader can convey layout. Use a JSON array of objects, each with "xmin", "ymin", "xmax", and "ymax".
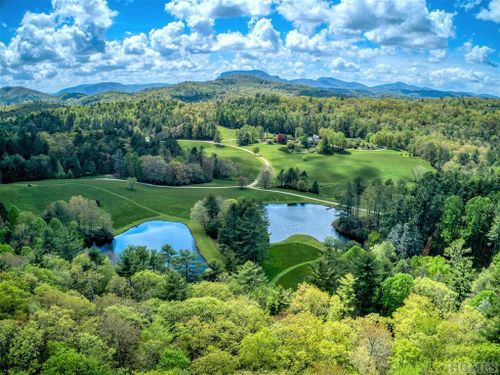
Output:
[{"xmin": 2, "ymin": 70, "xmax": 497, "ymax": 106}]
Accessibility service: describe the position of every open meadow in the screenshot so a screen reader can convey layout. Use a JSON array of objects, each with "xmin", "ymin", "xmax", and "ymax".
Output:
[{"xmin": 182, "ymin": 127, "xmax": 434, "ymax": 198}]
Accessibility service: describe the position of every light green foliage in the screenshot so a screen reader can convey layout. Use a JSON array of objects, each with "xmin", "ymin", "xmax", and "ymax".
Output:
[
  {"xmin": 236, "ymin": 125, "xmax": 259, "ymax": 146},
  {"xmin": 337, "ymin": 273, "xmax": 357, "ymax": 317},
  {"xmin": 131, "ymin": 270, "xmax": 166, "ymax": 301},
  {"xmin": 0, "ymin": 281, "xmax": 29, "ymax": 319},
  {"xmin": 380, "ymin": 273, "xmax": 414, "ymax": 315},
  {"xmin": 126, "ymin": 177, "xmax": 137, "ymax": 190},
  {"xmin": 412, "ymin": 277, "xmax": 458, "ymax": 316},
  {"xmin": 157, "ymin": 348, "xmax": 190, "ymax": 371},
  {"xmin": 190, "ymin": 349, "xmax": 238, "ymax": 375},
  {"xmin": 189, "ymin": 281, "xmax": 234, "ymax": 301},
  {"xmin": 41, "ymin": 344, "xmax": 107, "ymax": 375},
  {"xmin": 410, "ymin": 255, "xmax": 451, "ymax": 283},
  {"xmin": 288, "ymin": 283, "xmax": 330, "ymax": 318}
]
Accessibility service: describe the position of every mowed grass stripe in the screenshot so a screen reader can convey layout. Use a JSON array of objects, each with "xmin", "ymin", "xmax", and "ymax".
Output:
[{"xmin": 263, "ymin": 235, "xmax": 324, "ymax": 282}]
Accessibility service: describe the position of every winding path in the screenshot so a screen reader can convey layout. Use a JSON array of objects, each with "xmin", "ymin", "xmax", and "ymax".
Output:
[
  {"xmin": 177, "ymin": 139, "xmax": 338, "ymax": 205},
  {"xmin": 94, "ymin": 138, "xmax": 339, "ymax": 206}
]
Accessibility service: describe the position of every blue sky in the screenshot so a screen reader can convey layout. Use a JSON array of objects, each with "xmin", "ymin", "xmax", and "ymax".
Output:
[{"xmin": 1, "ymin": 0, "xmax": 499, "ymax": 95}]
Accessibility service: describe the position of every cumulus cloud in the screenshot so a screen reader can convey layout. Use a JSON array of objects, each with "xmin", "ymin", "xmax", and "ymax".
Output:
[
  {"xmin": 330, "ymin": 0, "xmax": 455, "ymax": 49},
  {"xmin": 149, "ymin": 21, "xmax": 185, "ymax": 57},
  {"xmin": 213, "ymin": 18, "xmax": 281, "ymax": 52},
  {"xmin": 463, "ymin": 42, "xmax": 497, "ymax": 65},
  {"xmin": 165, "ymin": 0, "xmax": 274, "ymax": 33},
  {"xmin": 0, "ymin": 0, "xmax": 498, "ymax": 96},
  {"xmin": 1, "ymin": 0, "xmax": 117, "ymax": 71},
  {"xmin": 277, "ymin": 0, "xmax": 331, "ymax": 34},
  {"xmin": 429, "ymin": 49, "xmax": 447, "ymax": 62},
  {"xmin": 477, "ymin": 0, "xmax": 500, "ymax": 22},
  {"xmin": 330, "ymin": 57, "xmax": 359, "ymax": 72},
  {"xmin": 123, "ymin": 33, "xmax": 148, "ymax": 55}
]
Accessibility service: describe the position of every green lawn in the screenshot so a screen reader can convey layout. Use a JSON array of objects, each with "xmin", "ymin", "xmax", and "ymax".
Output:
[
  {"xmin": 262, "ymin": 234, "xmax": 324, "ymax": 287},
  {"xmin": 277, "ymin": 262, "xmax": 315, "ymax": 290},
  {"xmin": 243, "ymin": 141, "xmax": 433, "ymax": 198},
  {"xmin": 179, "ymin": 140, "xmax": 262, "ymax": 180},
  {"xmin": 186, "ymin": 127, "xmax": 433, "ymax": 199},
  {"xmin": 0, "ymin": 179, "xmax": 318, "ymax": 262}
]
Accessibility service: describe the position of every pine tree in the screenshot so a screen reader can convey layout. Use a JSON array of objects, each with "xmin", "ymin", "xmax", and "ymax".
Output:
[
  {"xmin": 218, "ymin": 199, "xmax": 269, "ymax": 263},
  {"xmin": 445, "ymin": 239, "xmax": 475, "ymax": 303},
  {"xmin": 337, "ymin": 273, "xmax": 357, "ymax": 317}
]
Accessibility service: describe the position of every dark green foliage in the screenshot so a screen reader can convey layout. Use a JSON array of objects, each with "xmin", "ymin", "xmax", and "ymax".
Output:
[{"xmin": 218, "ymin": 199, "xmax": 269, "ymax": 263}]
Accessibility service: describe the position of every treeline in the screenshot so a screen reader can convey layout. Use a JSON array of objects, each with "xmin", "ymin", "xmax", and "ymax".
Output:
[
  {"xmin": 0, "ymin": 99, "xmax": 218, "ymax": 183},
  {"xmin": 2, "ymin": 94, "xmax": 498, "ymax": 184},
  {"xmin": 116, "ymin": 146, "xmax": 238, "ymax": 186},
  {"xmin": 0, "ymin": 195, "xmax": 498, "ymax": 374},
  {"xmin": 335, "ymin": 167, "xmax": 500, "ymax": 267},
  {"xmin": 276, "ymin": 167, "xmax": 320, "ymax": 194},
  {"xmin": 216, "ymin": 94, "xmax": 499, "ymax": 168}
]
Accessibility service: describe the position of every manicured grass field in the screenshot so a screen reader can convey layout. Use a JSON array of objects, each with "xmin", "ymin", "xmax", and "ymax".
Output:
[
  {"xmin": 277, "ymin": 262, "xmax": 315, "ymax": 290},
  {"xmin": 262, "ymin": 234, "xmax": 324, "ymax": 287},
  {"xmin": 243, "ymin": 142, "xmax": 433, "ymax": 197},
  {"xmin": 187, "ymin": 127, "xmax": 433, "ymax": 199},
  {"xmin": 0, "ymin": 178, "xmax": 316, "ymax": 262}
]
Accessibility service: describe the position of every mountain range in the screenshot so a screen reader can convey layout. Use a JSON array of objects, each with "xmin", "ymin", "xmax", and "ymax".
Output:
[
  {"xmin": 219, "ymin": 70, "xmax": 496, "ymax": 98},
  {"xmin": 0, "ymin": 70, "xmax": 496, "ymax": 105}
]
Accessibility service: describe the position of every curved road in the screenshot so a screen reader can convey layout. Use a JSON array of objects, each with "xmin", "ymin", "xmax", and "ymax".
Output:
[{"xmin": 97, "ymin": 138, "xmax": 340, "ymax": 206}]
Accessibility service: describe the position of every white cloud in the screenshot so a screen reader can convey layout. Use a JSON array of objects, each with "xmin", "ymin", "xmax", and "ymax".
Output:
[
  {"xmin": 149, "ymin": 21, "xmax": 185, "ymax": 57},
  {"xmin": 429, "ymin": 49, "xmax": 447, "ymax": 62},
  {"xmin": 277, "ymin": 0, "xmax": 330, "ymax": 34},
  {"xmin": 457, "ymin": 0, "xmax": 482, "ymax": 11},
  {"xmin": 331, "ymin": 57, "xmax": 359, "ymax": 72},
  {"xmin": 214, "ymin": 18, "xmax": 281, "ymax": 52},
  {"xmin": 0, "ymin": 0, "xmax": 498, "ymax": 96},
  {"xmin": 165, "ymin": 0, "xmax": 273, "ymax": 23},
  {"xmin": 463, "ymin": 42, "xmax": 497, "ymax": 65},
  {"xmin": 330, "ymin": 0, "xmax": 455, "ymax": 49},
  {"xmin": 477, "ymin": 0, "xmax": 500, "ymax": 22},
  {"xmin": 1, "ymin": 0, "xmax": 117, "ymax": 70},
  {"xmin": 123, "ymin": 33, "xmax": 148, "ymax": 54}
]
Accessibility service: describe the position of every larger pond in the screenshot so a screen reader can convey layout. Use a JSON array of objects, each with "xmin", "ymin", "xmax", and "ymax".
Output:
[
  {"xmin": 266, "ymin": 203, "xmax": 346, "ymax": 243},
  {"xmin": 103, "ymin": 203, "xmax": 346, "ymax": 262}
]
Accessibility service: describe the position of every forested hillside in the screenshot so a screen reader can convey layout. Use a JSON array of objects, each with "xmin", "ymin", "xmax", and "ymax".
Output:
[
  {"xmin": 1, "ymin": 89, "xmax": 498, "ymax": 184},
  {"xmin": 0, "ymin": 192, "xmax": 499, "ymax": 374},
  {"xmin": 0, "ymin": 80, "xmax": 499, "ymax": 375}
]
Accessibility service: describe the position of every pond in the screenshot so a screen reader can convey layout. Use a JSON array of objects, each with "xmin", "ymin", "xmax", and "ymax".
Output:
[
  {"xmin": 103, "ymin": 204, "xmax": 345, "ymax": 262},
  {"xmin": 266, "ymin": 203, "xmax": 347, "ymax": 243},
  {"xmin": 101, "ymin": 220, "xmax": 206, "ymax": 266}
]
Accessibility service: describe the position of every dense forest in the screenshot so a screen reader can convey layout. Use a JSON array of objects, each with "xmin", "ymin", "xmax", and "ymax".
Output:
[
  {"xmin": 0, "ymin": 190, "xmax": 499, "ymax": 374},
  {"xmin": 0, "ymin": 82, "xmax": 499, "ymax": 374},
  {"xmin": 1, "ymin": 89, "xmax": 498, "ymax": 183}
]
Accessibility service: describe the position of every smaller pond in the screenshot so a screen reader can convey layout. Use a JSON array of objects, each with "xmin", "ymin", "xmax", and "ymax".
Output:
[
  {"xmin": 101, "ymin": 220, "xmax": 205, "ymax": 266},
  {"xmin": 266, "ymin": 203, "xmax": 347, "ymax": 243}
]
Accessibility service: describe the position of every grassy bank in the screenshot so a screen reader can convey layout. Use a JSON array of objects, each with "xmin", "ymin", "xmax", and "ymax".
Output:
[
  {"xmin": 263, "ymin": 234, "xmax": 325, "ymax": 289},
  {"xmin": 0, "ymin": 179, "xmax": 319, "ymax": 262}
]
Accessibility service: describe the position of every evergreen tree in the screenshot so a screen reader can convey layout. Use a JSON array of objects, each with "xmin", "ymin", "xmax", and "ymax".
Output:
[
  {"xmin": 113, "ymin": 149, "xmax": 126, "ymax": 178},
  {"xmin": 445, "ymin": 239, "xmax": 475, "ymax": 303},
  {"xmin": 337, "ymin": 273, "xmax": 357, "ymax": 317},
  {"xmin": 218, "ymin": 199, "xmax": 269, "ymax": 263}
]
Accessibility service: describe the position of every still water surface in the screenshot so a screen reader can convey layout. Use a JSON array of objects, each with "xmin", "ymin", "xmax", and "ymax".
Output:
[
  {"xmin": 266, "ymin": 203, "xmax": 346, "ymax": 243},
  {"xmin": 105, "ymin": 204, "xmax": 346, "ymax": 260}
]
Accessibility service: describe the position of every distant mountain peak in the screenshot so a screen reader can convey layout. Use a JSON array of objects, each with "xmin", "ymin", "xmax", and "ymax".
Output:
[{"xmin": 216, "ymin": 69, "xmax": 496, "ymax": 98}]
